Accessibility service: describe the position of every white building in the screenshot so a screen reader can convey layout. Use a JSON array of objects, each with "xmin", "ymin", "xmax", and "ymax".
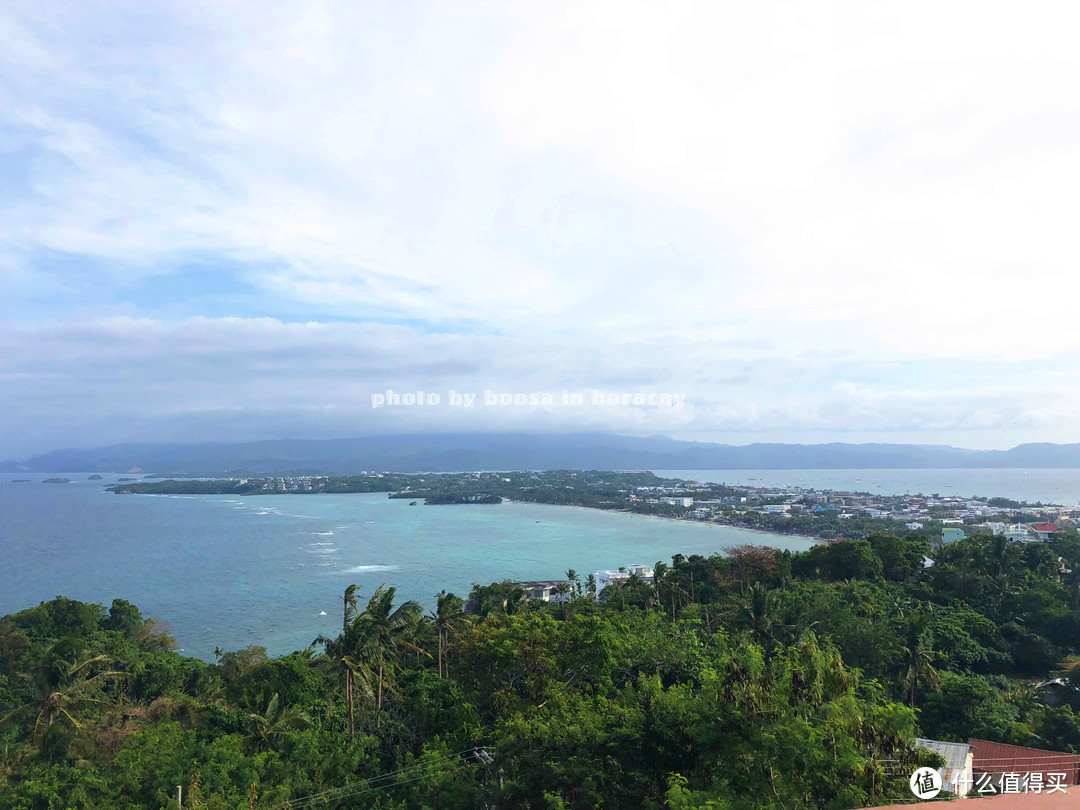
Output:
[
  {"xmin": 594, "ymin": 565, "xmax": 654, "ymax": 597},
  {"xmin": 512, "ymin": 580, "xmax": 571, "ymax": 603},
  {"xmin": 661, "ymin": 497, "xmax": 693, "ymax": 508}
]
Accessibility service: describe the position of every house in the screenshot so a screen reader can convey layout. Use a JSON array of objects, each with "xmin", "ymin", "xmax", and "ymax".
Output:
[
  {"xmin": 941, "ymin": 528, "xmax": 966, "ymax": 545},
  {"xmin": 1034, "ymin": 678, "xmax": 1076, "ymax": 708},
  {"xmin": 916, "ymin": 738, "xmax": 973, "ymax": 797},
  {"xmin": 1033, "ymin": 523, "xmax": 1062, "ymax": 542},
  {"xmin": 1005, "ymin": 525, "xmax": 1033, "ymax": 543},
  {"xmin": 512, "ymin": 580, "xmax": 571, "ymax": 603},
  {"xmin": 905, "ymin": 521, "xmax": 924, "ymax": 530}
]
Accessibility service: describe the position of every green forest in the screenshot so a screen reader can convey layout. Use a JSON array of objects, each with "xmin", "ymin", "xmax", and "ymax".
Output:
[{"xmin": 3, "ymin": 530, "xmax": 1080, "ymax": 809}]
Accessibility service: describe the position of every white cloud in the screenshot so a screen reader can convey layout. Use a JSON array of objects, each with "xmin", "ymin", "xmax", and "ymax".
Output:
[{"xmin": 2, "ymin": 0, "xmax": 1080, "ymax": 453}]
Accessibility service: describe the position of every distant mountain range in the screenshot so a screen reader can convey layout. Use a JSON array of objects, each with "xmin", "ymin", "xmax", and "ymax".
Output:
[{"xmin": 5, "ymin": 433, "xmax": 1080, "ymax": 475}]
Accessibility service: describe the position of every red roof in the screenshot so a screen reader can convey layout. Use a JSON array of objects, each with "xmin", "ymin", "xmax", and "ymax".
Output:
[
  {"xmin": 1033, "ymin": 523, "xmax": 1061, "ymax": 533},
  {"xmin": 874, "ymin": 791, "xmax": 1077, "ymax": 808},
  {"xmin": 969, "ymin": 738, "xmax": 1080, "ymax": 784}
]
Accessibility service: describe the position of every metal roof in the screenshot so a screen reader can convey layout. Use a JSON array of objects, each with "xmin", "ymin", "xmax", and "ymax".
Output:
[{"xmin": 916, "ymin": 737, "xmax": 970, "ymax": 774}]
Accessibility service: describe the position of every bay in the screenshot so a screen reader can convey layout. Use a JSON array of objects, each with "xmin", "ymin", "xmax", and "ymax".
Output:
[{"xmin": 0, "ymin": 473, "xmax": 812, "ymax": 660}]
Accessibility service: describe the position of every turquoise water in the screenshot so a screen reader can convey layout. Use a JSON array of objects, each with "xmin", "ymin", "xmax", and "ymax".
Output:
[
  {"xmin": 655, "ymin": 469, "xmax": 1080, "ymax": 505},
  {"xmin": 0, "ymin": 474, "xmax": 814, "ymax": 660}
]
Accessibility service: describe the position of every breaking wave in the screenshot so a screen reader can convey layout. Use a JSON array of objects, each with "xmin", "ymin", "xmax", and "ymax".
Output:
[{"xmin": 340, "ymin": 564, "xmax": 398, "ymax": 574}]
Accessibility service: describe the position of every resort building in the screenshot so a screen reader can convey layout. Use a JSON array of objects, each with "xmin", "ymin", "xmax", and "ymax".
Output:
[
  {"xmin": 593, "ymin": 564, "xmax": 654, "ymax": 597},
  {"xmin": 511, "ymin": 580, "xmax": 571, "ymax": 603}
]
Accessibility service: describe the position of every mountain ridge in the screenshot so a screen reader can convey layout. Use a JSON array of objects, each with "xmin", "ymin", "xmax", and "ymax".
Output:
[{"xmin": 5, "ymin": 433, "xmax": 1080, "ymax": 474}]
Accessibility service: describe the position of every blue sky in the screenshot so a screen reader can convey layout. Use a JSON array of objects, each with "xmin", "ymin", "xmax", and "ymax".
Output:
[{"xmin": 3, "ymin": 0, "xmax": 1080, "ymax": 457}]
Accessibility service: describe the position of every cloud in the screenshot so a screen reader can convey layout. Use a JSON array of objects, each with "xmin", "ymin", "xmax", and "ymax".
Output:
[
  {"xmin": 2, "ymin": 1, "xmax": 1080, "ymax": 454},
  {"xmin": 0, "ymin": 316, "xmax": 1076, "ymax": 456}
]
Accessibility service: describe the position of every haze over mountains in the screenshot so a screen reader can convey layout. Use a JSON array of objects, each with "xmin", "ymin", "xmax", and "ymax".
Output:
[{"xmin": 5, "ymin": 433, "xmax": 1080, "ymax": 475}]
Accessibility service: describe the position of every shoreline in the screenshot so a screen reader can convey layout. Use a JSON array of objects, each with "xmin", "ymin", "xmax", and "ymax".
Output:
[{"xmin": 499, "ymin": 498, "xmax": 825, "ymax": 545}]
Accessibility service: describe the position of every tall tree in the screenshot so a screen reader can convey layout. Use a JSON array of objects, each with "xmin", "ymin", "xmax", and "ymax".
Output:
[
  {"xmin": 899, "ymin": 612, "xmax": 940, "ymax": 708},
  {"xmin": 0, "ymin": 643, "xmax": 123, "ymax": 743},
  {"xmin": 341, "ymin": 584, "xmax": 359, "ymax": 740},
  {"xmin": 430, "ymin": 591, "xmax": 466, "ymax": 678},
  {"xmin": 350, "ymin": 585, "xmax": 425, "ymax": 728},
  {"xmin": 566, "ymin": 569, "xmax": 581, "ymax": 598},
  {"xmin": 314, "ymin": 584, "xmax": 362, "ymax": 741}
]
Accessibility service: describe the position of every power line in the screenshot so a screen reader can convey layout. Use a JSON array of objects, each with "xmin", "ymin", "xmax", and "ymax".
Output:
[
  {"xmin": 287, "ymin": 747, "xmax": 486, "ymax": 808},
  {"xmin": 288, "ymin": 750, "xmax": 476, "ymax": 808}
]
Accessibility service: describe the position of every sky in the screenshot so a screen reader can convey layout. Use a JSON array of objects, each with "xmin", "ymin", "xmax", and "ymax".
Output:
[{"xmin": 3, "ymin": 0, "xmax": 1080, "ymax": 458}]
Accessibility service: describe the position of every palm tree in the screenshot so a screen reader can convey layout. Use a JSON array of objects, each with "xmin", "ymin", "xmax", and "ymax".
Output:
[
  {"xmin": 244, "ymin": 693, "xmax": 310, "ymax": 754},
  {"xmin": 430, "ymin": 591, "xmax": 466, "ymax": 678},
  {"xmin": 741, "ymin": 582, "xmax": 780, "ymax": 651},
  {"xmin": 553, "ymin": 581, "xmax": 571, "ymax": 604},
  {"xmin": 566, "ymin": 569, "xmax": 581, "ymax": 598},
  {"xmin": 0, "ymin": 644, "xmax": 123, "ymax": 743},
  {"xmin": 341, "ymin": 584, "xmax": 359, "ymax": 739},
  {"xmin": 350, "ymin": 585, "xmax": 425, "ymax": 728},
  {"xmin": 585, "ymin": 573, "xmax": 597, "ymax": 599},
  {"xmin": 505, "ymin": 587, "xmax": 526, "ymax": 615},
  {"xmin": 899, "ymin": 612, "xmax": 940, "ymax": 708},
  {"xmin": 314, "ymin": 584, "xmax": 362, "ymax": 741}
]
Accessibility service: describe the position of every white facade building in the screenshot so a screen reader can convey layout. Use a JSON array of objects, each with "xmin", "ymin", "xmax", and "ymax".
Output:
[{"xmin": 594, "ymin": 565, "xmax": 654, "ymax": 597}]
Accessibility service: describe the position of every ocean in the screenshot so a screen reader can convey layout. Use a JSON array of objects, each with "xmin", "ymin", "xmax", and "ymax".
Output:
[
  {"xmin": 0, "ymin": 473, "xmax": 814, "ymax": 660},
  {"xmin": 7, "ymin": 468, "xmax": 1076, "ymax": 660}
]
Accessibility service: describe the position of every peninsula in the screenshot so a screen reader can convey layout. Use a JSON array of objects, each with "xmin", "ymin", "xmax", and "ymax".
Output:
[{"xmin": 107, "ymin": 470, "xmax": 1076, "ymax": 543}]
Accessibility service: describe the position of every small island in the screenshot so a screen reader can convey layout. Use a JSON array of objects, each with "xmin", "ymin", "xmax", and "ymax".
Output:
[
  {"xmin": 88, "ymin": 474, "xmax": 103, "ymax": 480},
  {"xmin": 42, "ymin": 477, "xmax": 72, "ymax": 484},
  {"xmin": 423, "ymin": 493, "xmax": 502, "ymax": 505}
]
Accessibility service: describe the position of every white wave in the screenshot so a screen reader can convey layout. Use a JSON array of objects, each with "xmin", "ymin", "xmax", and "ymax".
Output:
[
  {"xmin": 309, "ymin": 541, "xmax": 335, "ymax": 546},
  {"xmin": 340, "ymin": 564, "xmax": 399, "ymax": 574},
  {"xmin": 312, "ymin": 530, "xmax": 334, "ymax": 536}
]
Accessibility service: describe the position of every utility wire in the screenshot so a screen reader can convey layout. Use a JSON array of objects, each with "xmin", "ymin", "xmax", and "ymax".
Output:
[{"xmin": 287, "ymin": 747, "xmax": 485, "ymax": 808}]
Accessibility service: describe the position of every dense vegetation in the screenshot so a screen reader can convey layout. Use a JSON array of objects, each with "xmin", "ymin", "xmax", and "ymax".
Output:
[{"xmin": 4, "ymin": 529, "xmax": 1080, "ymax": 808}]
